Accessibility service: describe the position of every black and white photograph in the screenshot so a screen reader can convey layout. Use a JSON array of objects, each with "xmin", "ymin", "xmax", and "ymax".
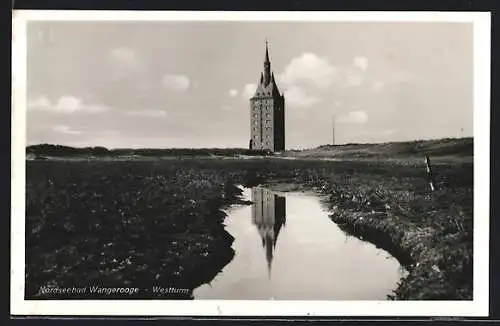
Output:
[{"xmin": 11, "ymin": 10, "xmax": 490, "ymax": 316}]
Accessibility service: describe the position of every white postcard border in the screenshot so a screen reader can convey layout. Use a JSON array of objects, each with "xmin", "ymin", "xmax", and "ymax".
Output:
[{"xmin": 11, "ymin": 10, "xmax": 491, "ymax": 317}]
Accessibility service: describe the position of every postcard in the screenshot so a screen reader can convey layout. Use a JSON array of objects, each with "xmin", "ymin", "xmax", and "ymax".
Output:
[{"xmin": 11, "ymin": 10, "xmax": 491, "ymax": 317}]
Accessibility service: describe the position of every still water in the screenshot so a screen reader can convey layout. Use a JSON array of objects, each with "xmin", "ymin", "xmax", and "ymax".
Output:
[{"xmin": 194, "ymin": 186, "xmax": 407, "ymax": 300}]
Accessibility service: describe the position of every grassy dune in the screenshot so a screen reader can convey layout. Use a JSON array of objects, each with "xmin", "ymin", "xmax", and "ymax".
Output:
[
  {"xmin": 281, "ymin": 137, "xmax": 473, "ymax": 163},
  {"xmin": 27, "ymin": 138, "xmax": 472, "ymax": 162}
]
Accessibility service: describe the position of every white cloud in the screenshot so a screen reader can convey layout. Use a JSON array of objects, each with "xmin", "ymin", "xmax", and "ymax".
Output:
[
  {"xmin": 108, "ymin": 47, "xmax": 143, "ymax": 82},
  {"xmin": 55, "ymin": 96, "xmax": 84, "ymax": 113},
  {"xmin": 27, "ymin": 96, "xmax": 51, "ymax": 108},
  {"xmin": 161, "ymin": 74, "xmax": 190, "ymax": 92},
  {"xmin": 52, "ymin": 125, "xmax": 82, "ymax": 135},
  {"xmin": 281, "ymin": 53, "xmax": 337, "ymax": 89},
  {"xmin": 28, "ymin": 95, "xmax": 109, "ymax": 114},
  {"xmin": 125, "ymin": 109, "xmax": 167, "ymax": 118},
  {"xmin": 284, "ymin": 86, "xmax": 320, "ymax": 108},
  {"xmin": 370, "ymin": 73, "xmax": 410, "ymax": 92},
  {"xmin": 278, "ymin": 53, "xmax": 368, "ymax": 92},
  {"xmin": 353, "ymin": 56, "xmax": 368, "ymax": 71},
  {"xmin": 345, "ymin": 70, "xmax": 365, "ymax": 87},
  {"xmin": 228, "ymin": 89, "xmax": 238, "ymax": 97},
  {"xmin": 242, "ymin": 83, "xmax": 257, "ymax": 98},
  {"xmin": 338, "ymin": 110, "xmax": 368, "ymax": 124},
  {"xmin": 110, "ymin": 47, "xmax": 138, "ymax": 67}
]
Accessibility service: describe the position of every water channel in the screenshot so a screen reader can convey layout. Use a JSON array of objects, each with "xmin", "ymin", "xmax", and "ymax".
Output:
[{"xmin": 194, "ymin": 186, "xmax": 407, "ymax": 300}]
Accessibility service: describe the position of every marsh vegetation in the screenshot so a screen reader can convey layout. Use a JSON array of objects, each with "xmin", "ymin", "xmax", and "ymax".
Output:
[{"xmin": 25, "ymin": 151, "xmax": 472, "ymax": 300}]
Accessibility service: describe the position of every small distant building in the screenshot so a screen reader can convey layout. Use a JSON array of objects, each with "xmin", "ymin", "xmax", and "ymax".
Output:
[{"xmin": 249, "ymin": 41, "xmax": 285, "ymax": 153}]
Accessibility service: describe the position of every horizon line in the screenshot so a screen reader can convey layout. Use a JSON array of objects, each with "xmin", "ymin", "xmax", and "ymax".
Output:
[{"xmin": 26, "ymin": 136, "xmax": 473, "ymax": 151}]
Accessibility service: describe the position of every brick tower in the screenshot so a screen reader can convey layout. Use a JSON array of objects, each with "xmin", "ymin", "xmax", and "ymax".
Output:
[{"xmin": 249, "ymin": 41, "xmax": 285, "ymax": 152}]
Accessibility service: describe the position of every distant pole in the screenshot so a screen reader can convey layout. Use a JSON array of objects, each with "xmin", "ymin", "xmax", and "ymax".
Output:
[
  {"xmin": 332, "ymin": 115, "xmax": 335, "ymax": 145},
  {"xmin": 425, "ymin": 154, "xmax": 435, "ymax": 192}
]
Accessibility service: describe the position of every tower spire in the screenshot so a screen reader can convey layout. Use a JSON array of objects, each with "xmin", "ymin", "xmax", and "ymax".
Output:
[
  {"xmin": 265, "ymin": 39, "xmax": 270, "ymax": 63},
  {"xmin": 263, "ymin": 39, "xmax": 271, "ymax": 86}
]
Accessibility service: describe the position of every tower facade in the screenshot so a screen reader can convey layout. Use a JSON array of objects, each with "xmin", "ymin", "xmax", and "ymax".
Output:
[{"xmin": 249, "ymin": 41, "xmax": 285, "ymax": 152}]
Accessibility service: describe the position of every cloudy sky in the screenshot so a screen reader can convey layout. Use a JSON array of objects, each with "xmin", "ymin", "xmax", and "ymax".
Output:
[{"xmin": 26, "ymin": 21, "xmax": 473, "ymax": 149}]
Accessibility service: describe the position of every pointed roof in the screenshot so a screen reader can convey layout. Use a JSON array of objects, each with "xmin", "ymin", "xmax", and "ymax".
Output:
[
  {"xmin": 252, "ymin": 71, "xmax": 282, "ymax": 98},
  {"xmin": 250, "ymin": 39, "xmax": 283, "ymax": 99},
  {"xmin": 270, "ymin": 77, "xmax": 281, "ymax": 97}
]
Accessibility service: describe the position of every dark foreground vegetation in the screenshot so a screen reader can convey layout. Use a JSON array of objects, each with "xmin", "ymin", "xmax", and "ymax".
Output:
[{"xmin": 26, "ymin": 155, "xmax": 473, "ymax": 300}]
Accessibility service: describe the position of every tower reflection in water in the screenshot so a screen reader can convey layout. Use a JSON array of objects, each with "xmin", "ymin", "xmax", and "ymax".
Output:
[{"xmin": 251, "ymin": 187, "xmax": 286, "ymax": 277}]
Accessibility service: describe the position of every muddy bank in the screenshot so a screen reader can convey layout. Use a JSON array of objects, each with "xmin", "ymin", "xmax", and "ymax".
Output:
[{"xmin": 331, "ymin": 211, "xmax": 472, "ymax": 300}]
